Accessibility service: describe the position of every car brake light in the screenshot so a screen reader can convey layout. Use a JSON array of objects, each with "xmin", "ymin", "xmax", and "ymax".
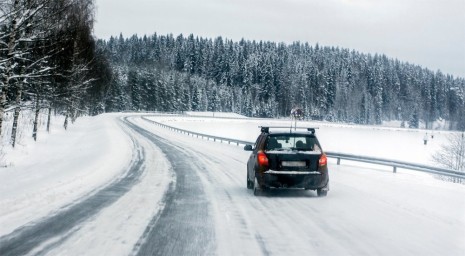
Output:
[
  {"xmin": 257, "ymin": 151, "xmax": 269, "ymax": 167},
  {"xmin": 319, "ymin": 153, "xmax": 327, "ymax": 167}
]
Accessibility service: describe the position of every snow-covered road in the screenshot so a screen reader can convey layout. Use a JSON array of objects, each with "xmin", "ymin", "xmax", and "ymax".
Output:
[{"xmin": 1, "ymin": 114, "xmax": 464, "ymax": 255}]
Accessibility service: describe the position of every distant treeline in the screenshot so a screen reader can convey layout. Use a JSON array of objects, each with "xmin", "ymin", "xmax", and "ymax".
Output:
[{"xmin": 98, "ymin": 33, "xmax": 464, "ymax": 130}]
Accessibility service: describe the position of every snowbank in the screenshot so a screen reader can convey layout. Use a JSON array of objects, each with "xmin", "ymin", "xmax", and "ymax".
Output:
[{"xmin": 0, "ymin": 114, "xmax": 133, "ymax": 236}]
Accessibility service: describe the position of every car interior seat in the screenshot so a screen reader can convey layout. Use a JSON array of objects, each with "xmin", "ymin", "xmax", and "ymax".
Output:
[{"xmin": 268, "ymin": 138, "xmax": 278, "ymax": 149}]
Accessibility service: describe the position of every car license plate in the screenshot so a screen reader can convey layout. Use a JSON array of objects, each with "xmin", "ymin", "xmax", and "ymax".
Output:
[{"xmin": 282, "ymin": 161, "xmax": 306, "ymax": 167}]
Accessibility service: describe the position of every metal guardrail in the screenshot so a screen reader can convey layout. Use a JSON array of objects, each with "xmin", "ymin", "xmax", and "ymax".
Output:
[
  {"xmin": 141, "ymin": 116, "xmax": 252, "ymax": 146},
  {"xmin": 325, "ymin": 152, "xmax": 465, "ymax": 179},
  {"xmin": 141, "ymin": 116, "xmax": 465, "ymax": 180}
]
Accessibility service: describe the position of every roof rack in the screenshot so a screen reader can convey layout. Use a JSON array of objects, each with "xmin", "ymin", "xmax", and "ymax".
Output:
[{"xmin": 259, "ymin": 126, "xmax": 319, "ymax": 134}]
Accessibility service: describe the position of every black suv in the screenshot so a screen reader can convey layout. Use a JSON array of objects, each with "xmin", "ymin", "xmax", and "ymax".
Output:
[{"xmin": 244, "ymin": 127, "xmax": 329, "ymax": 196}]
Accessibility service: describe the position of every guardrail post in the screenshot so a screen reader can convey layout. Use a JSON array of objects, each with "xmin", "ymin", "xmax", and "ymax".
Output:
[
  {"xmin": 337, "ymin": 158, "xmax": 341, "ymax": 165},
  {"xmin": 393, "ymin": 166, "xmax": 397, "ymax": 173}
]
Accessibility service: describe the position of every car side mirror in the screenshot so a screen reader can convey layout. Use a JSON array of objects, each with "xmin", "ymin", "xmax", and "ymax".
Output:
[{"xmin": 244, "ymin": 144, "xmax": 253, "ymax": 151}]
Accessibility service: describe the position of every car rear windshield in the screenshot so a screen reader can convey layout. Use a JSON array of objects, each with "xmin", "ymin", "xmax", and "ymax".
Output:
[{"xmin": 265, "ymin": 134, "xmax": 320, "ymax": 151}]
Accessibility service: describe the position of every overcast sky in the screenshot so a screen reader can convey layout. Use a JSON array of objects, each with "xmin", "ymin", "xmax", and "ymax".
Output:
[{"xmin": 94, "ymin": 0, "xmax": 465, "ymax": 78}]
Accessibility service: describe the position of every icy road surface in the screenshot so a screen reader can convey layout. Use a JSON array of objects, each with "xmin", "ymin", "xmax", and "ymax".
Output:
[{"xmin": 1, "ymin": 114, "xmax": 464, "ymax": 255}]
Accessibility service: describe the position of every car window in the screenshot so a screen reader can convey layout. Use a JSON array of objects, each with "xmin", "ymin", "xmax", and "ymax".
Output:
[
  {"xmin": 254, "ymin": 135, "xmax": 265, "ymax": 151},
  {"xmin": 266, "ymin": 135, "xmax": 320, "ymax": 151}
]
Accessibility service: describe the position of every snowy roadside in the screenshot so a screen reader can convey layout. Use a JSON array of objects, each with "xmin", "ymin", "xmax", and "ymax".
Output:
[{"xmin": 0, "ymin": 114, "xmax": 134, "ymax": 236}]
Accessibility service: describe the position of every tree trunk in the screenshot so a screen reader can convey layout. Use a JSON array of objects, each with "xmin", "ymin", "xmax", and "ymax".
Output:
[
  {"xmin": 11, "ymin": 0, "xmax": 35, "ymax": 146},
  {"xmin": 71, "ymin": 108, "xmax": 77, "ymax": 124},
  {"xmin": 0, "ymin": 79, "xmax": 8, "ymax": 137},
  {"xmin": 0, "ymin": 91, "xmax": 6, "ymax": 137},
  {"xmin": 0, "ymin": 0, "xmax": 19, "ymax": 136},
  {"xmin": 32, "ymin": 95, "xmax": 40, "ymax": 141},
  {"xmin": 47, "ymin": 107, "xmax": 52, "ymax": 133},
  {"xmin": 10, "ymin": 103, "xmax": 21, "ymax": 147},
  {"xmin": 10, "ymin": 78, "xmax": 23, "ymax": 147},
  {"xmin": 64, "ymin": 113, "xmax": 69, "ymax": 130}
]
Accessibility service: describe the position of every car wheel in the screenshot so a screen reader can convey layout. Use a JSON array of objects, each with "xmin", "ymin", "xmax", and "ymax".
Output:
[
  {"xmin": 317, "ymin": 188, "xmax": 328, "ymax": 197},
  {"xmin": 253, "ymin": 177, "xmax": 261, "ymax": 196},
  {"xmin": 247, "ymin": 174, "xmax": 253, "ymax": 189}
]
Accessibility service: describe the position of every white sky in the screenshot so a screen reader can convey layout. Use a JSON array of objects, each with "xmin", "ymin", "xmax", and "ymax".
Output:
[{"xmin": 94, "ymin": 0, "xmax": 465, "ymax": 78}]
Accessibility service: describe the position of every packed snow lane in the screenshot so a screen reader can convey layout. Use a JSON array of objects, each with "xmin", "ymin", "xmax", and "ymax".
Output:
[
  {"xmin": 133, "ymin": 116, "xmax": 465, "ymax": 256},
  {"xmin": 123, "ymin": 118, "xmax": 216, "ymax": 256}
]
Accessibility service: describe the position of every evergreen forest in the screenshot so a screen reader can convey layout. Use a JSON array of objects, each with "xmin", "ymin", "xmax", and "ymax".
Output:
[{"xmin": 99, "ymin": 33, "xmax": 465, "ymax": 130}]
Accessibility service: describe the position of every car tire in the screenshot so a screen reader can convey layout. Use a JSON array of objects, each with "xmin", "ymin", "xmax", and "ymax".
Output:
[
  {"xmin": 247, "ymin": 174, "xmax": 253, "ymax": 189},
  {"xmin": 253, "ymin": 177, "xmax": 261, "ymax": 196},
  {"xmin": 317, "ymin": 188, "xmax": 328, "ymax": 197}
]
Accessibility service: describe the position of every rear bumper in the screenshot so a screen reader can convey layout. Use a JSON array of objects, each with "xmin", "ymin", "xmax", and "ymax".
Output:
[
  {"xmin": 264, "ymin": 170, "xmax": 320, "ymax": 175},
  {"xmin": 258, "ymin": 170, "xmax": 328, "ymax": 189}
]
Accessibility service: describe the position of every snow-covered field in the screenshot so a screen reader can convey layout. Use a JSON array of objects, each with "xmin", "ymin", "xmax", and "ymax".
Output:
[
  {"xmin": 0, "ymin": 112, "xmax": 464, "ymax": 255},
  {"xmin": 152, "ymin": 114, "xmax": 455, "ymax": 165}
]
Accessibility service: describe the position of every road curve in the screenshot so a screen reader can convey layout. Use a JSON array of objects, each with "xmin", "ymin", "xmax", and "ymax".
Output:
[
  {"xmin": 1, "ymin": 115, "xmax": 464, "ymax": 256},
  {"xmin": 0, "ymin": 119, "xmax": 145, "ymax": 256},
  {"xmin": 124, "ymin": 118, "xmax": 216, "ymax": 256}
]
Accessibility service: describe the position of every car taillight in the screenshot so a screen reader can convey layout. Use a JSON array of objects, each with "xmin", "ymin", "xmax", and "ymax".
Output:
[
  {"xmin": 319, "ymin": 153, "xmax": 327, "ymax": 167},
  {"xmin": 257, "ymin": 151, "xmax": 269, "ymax": 167}
]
